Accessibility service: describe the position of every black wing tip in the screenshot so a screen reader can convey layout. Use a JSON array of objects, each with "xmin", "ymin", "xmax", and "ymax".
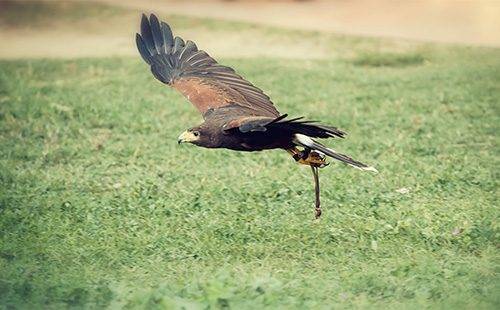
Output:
[
  {"xmin": 141, "ymin": 13, "xmax": 161, "ymax": 23},
  {"xmin": 141, "ymin": 13, "xmax": 170, "ymax": 29},
  {"xmin": 136, "ymin": 32, "xmax": 152, "ymax": 65},
  {"xmin": 149, "ymin": 13, "xmax": 159, "ymax": 26},
  {"xmin": 135, "ymin": 32, "xmax": 142, "ymax": 46},
  {"xmin": 141, "ymin": 13, "xmax": 149, "ymax": 27}
]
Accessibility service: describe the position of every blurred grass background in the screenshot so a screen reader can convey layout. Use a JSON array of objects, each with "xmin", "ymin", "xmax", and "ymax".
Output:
[{"xmin": 0, "ymin": 1, "xmax": 499, "ymax": 309}]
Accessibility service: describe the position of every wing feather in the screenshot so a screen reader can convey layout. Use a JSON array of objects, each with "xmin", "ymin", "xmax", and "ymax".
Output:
[
  {"xmin": 136, "ymin": 34, "xmax": 152, "ymax": 65},
  {"xmin": 140, "ymin": 14, "xmax": 156, "ymax": 55},
  {"xmin": 223, "ymin": 114, "xmax": 346, "ymax": 139},
  {"xmin": 136, "ymin": 14, "xmax": 280, "ymax": 119},
  {"xmin": 160, "ymin": 22, "xmax": 174, "ymax": 53},
  {"xmin": 149, "ymin": 14, "xmax": 163, "ymax": 54}
]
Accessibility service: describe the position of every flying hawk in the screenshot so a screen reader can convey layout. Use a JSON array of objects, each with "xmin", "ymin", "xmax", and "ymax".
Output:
[{"xmin": 136, "ymin": 14, "xmax": 377, "ymax": 218}]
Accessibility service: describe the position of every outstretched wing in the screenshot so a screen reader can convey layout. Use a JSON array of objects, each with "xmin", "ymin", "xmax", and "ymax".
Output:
[{"xmin": 136, "ymin": 14, "xmax": 280, "ymax": 119}]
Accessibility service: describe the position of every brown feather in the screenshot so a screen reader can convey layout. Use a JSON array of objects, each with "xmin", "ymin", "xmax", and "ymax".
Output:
[{"xmin": 172, "ymin": 78, "xmax": 239, "ymax": 115}]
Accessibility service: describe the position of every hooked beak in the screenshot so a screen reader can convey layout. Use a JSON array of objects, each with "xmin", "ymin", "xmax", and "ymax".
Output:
[{"xmin": 177, "ymin": 130, "xmax": 198, "ymax": 144}]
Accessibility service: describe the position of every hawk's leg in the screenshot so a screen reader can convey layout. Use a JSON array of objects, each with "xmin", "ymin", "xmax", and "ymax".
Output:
[
  {"xmin": 286, "ymin": 148, "xmax": 324, "ymax": 219},
  {"xmin": 311, "ymin": 165, "xmax": 321, "ymax": 219}
]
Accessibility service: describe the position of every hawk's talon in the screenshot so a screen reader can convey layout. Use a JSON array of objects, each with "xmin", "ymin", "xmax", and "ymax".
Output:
[
  {"xmin": 301, "ymin": 151, "xmax": 328, "ymax": 168},
  {"xmin": 287, "ymin": 148, "xmax": 329, "ymax": 168},
  {"xmin": 300, "ymin": 149, "xmax": 311, "ymax": 160},
  {"xmin": 315, "ymin": 207, "xmax": 322, "ymax": 219}
]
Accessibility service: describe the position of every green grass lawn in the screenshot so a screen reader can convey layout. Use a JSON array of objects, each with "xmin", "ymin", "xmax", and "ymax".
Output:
[{"xmin": 1, "ymin": 3, "xmax": 499, "ymax": 310}]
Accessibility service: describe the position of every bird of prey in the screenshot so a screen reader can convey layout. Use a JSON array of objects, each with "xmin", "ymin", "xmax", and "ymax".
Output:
[{"xmin": 136, "ymin": 14, "xmax": 377, "ymax": 218}]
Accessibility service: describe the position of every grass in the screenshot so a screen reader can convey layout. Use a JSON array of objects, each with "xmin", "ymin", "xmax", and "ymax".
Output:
[
  {"xmin": 1, "ymin": 2, "xmax": 500, "ymax": 310},
  {"xmin": 352, "ymin": 52, "xmax": 426, "ymax": 67}
]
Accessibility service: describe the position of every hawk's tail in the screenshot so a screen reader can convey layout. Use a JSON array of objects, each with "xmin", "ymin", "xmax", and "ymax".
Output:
[{"xmin": 294, "ymin": 134, "xmax": 378, "ymax": 172}]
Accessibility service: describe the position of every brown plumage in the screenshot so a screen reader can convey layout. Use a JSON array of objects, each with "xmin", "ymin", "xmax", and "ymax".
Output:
[{"xmin": 136, "ymin": 14, "xmax": 377, "ymax": 218}]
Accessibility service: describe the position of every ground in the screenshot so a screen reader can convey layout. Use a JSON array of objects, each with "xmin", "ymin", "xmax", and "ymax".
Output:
[{"xmin": 0, "ymin": 1, "xmax": 499, "ymax": 309}]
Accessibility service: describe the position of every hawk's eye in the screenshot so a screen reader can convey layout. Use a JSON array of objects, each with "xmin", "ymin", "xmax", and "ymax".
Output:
[{"xmin": 193, "ymin": 131, "xmax": 200, "ymax": 137}]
